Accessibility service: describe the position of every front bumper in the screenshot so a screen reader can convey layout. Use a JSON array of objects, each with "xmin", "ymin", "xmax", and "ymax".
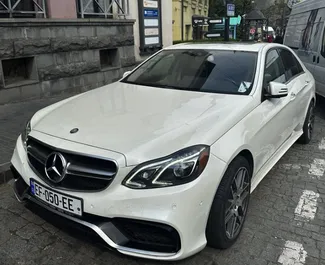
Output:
[{"xmin": 11, "ymin": 135, "xmax": 227, "ymax": 260}]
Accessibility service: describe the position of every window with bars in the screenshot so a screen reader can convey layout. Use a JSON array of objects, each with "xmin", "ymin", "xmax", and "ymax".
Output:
[
  {"xmin": 0, "ymin": 0, "xmax": 46, "ymax": 18},
  {"xmin": 76, "ymin": 0, "xmax": 129, "ymax": 19}
]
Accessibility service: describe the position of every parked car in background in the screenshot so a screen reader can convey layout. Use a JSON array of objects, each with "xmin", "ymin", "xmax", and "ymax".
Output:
[
  {"xmin": 284, "ymin": 0, "xmax": 325, "ymax": 97},
  {"xmin": 11, "ymin": 42, "xmax": 315, "ymax": 261}
]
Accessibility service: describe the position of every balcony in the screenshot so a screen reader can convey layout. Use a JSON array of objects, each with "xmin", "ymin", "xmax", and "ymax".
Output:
[
  {"xmin": 0, "ymin": 0, "xmax": 46, "ymax": 18},
  {"xmin": 76, "ymin": 0, "xmax": 129, "ymax": 19}
]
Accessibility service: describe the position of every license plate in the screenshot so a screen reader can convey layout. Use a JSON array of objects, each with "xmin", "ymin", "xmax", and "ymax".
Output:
[{"xmin": 30, "ymin": 179, "xmax": 83, "ymax": 217}]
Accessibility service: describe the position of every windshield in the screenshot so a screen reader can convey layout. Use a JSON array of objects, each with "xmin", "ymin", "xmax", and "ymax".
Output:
[{"xmin": 122, "ymin": 49, "xmax": 258, "ymax": 95}]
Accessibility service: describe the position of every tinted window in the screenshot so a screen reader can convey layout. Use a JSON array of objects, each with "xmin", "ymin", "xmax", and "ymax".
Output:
[
  {"xmin": 123, "ymin": 49, "xmax": 258, "ymax": 95},
  {"xmin": 321, "ymin": 27, "xmax": 325, "ymax": 58},
  {"xmin": 278, "ymin": 48, "xmax": 304, "ymax": 81},
  {"xmin": 264, "ymin": 49, "xmax": 286, "ymax": 85}
]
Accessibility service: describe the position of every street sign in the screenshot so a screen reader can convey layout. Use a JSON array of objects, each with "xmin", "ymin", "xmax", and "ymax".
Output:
[
  {"xmin": 208, "ymin": 18, "xmax": 223, "ymax": 24},
  {"xmin": 144, "ymin": 9, "xmax": 158, "ymax": 17},
  {"xmin": 230, "ymin": 15, "xmax": 241, "ymax": 25},
  {"xmin": 143, "ymin": 0, "xmax": 158, "ymax": 8},
  {"xmin": 192, "ymin": 16, "xmax": 209, "ymax": 27},
  {"xmin": 227, "ymin": 4, "xmax": 235, "ymax": 17}
]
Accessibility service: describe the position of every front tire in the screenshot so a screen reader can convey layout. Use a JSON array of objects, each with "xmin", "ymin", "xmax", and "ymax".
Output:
[
  {"xmin": 206, "ymin": 156, "xmax": 251, "ymax": 249},
  {"xmin": 298, "ymin": 101, "xmax": 315, "ymax": 144}
]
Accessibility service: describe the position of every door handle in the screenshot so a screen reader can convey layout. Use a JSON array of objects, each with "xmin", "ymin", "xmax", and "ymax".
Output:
[
  {"xmin": 313, "ymin": 55, "xmax": 316, "ymax": 62},
  {"xmin": 317, "ymin": 56, "xmax": 320, "ymax": 63}
]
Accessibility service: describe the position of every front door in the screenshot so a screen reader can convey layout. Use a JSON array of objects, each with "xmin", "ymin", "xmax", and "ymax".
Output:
[{"xmin": 252, "ymin": 49, "xmax": 294, "ymax": 174}]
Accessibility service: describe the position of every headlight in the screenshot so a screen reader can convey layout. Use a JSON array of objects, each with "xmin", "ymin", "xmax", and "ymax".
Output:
[
  {"xmin": 122, "ymin": 145, "xmax": 210, "ymax": 189},
  {"xmin": 21, "ymin": 120, "xmax": 31, "ymax": 149}
]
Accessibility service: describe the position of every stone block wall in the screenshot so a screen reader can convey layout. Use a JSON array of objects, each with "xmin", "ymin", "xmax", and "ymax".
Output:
[{"xmin": 0, "ymin": 19, "xmax": 137, "ymax": 104}]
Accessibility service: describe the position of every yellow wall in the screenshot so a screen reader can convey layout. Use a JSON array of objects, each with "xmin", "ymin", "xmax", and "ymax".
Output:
[{"xmin": 172, "ymin": 0, "xmax": 209, "ymax": 42}]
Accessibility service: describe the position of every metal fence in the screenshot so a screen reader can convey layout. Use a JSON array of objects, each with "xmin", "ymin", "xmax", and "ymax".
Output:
[
  {"xmin": 0, "ymin": 0, "xmax": 46, "ymax": 18},
  {"xmin": 77, "ymin": 0, "xmax": 129, "ymax": 19}
]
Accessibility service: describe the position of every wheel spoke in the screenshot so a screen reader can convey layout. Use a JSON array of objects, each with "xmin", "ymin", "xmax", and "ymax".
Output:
[
  {"xmin": 230, "ymin": 216, "xmax": 237, "ymax": 237},
  {"xmin": 240, "ymin": 190, "xmax": 249, "ymax": 203},
  {"xmin": 237, "ymin": 215, "xmax": 243, "ymax": 226},
  {"xmin": 235, "ymin": 169, "xmax": 244, "ymax": 191},
  {"xmin": 225, "ymin": 208, "xmax": 234, "ymax": 225}
]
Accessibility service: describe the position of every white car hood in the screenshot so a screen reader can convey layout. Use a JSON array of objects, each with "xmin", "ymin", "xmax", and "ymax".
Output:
[{"xmin": 33, "ymin": 82, "xmax": 255, "ymax": 166}]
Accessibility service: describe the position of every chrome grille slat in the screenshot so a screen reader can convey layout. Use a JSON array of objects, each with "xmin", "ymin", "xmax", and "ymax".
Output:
[
  {"xmin": 26, "ymin": 137, "xmax": 118, "ymax": 192},
  {"xmin": 67, "ymin": 164, "xmax": 115, "ymax": 178},
  {"xmin": 27, "ymin": 146, "xmax": 47, "ymax": 164},
  {"xmin": 67, "ymin": 171, "xmax": 113, "ymax": 181}
]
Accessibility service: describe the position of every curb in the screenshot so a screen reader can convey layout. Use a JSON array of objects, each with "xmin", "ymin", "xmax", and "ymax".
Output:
[{"xmin": 0, "ymin": 162, "xmax": 12, "ymax": 185}]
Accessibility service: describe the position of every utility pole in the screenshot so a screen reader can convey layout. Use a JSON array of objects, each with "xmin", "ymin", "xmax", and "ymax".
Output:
[
  {"xmin": 181, "ymin": 0, "xmax": 184, "ymax": 41},
  {"xmin": 224, "ymin": 0, "xmax": 229, "ymax": 41},
  {"xmin": 224, "ymin": 17, "xmax": 230, "ymax": 41}
]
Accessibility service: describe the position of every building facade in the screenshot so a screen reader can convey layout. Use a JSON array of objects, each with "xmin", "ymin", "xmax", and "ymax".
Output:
[
  {"xmin": 0, "ymin": 0, "xmax": 172, "ymax": 104},
  {"xmin": 172, "ymin": 0, "xmax": 209, "ymax": 41}
]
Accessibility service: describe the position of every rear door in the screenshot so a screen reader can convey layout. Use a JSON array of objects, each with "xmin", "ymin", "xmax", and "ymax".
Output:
[{"xmin": 278, "ymin": 48, "xmax": 312, "ymax": 131}]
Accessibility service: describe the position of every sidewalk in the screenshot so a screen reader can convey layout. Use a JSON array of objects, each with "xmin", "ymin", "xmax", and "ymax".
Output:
[{"xmin": 0, "ymin": 93, "xmax": 77, "ymax": 183}]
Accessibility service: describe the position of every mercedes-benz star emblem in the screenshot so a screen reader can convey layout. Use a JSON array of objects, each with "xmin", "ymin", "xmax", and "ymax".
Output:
[{"xmin": 45, "ymin": 152, "xmax": 68, "ymax": 183}]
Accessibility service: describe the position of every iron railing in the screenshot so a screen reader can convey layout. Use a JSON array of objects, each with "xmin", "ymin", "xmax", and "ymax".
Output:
[
  {"xmin": 0, "ymin": 0, "xmax": 46, "ymax": 18},
  {"xmin": 77, "ymin": 0, "xmax": 129, "ymax": 19}
]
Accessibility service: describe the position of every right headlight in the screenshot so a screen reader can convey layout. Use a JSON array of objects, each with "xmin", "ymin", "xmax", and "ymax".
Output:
[
  {"xmin": 122, "ymin": 145, "xmax": 210, "ymax": 189},
  {"xmin": 21, "ymin": 120, "xmax": 31, "ymax": 150}
]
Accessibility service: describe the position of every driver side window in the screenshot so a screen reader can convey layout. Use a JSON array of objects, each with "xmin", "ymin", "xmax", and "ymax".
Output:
[{"xmin": 264, "ymin": 49, "xmax": 286, "ymax": 86}]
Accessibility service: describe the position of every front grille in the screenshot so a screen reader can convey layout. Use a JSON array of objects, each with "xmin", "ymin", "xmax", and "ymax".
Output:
[
  {"xmin": 113, "ymin": 218, "xmax": 181, "ymax": 253},
  {"xmin": 26, "ymin": 137, "xmax": 118, "ymax": 192}
]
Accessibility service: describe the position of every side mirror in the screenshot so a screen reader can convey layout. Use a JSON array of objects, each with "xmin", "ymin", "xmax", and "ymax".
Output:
[
  {"xmin": 122, "ymin": 71, "xmax": 131, "ymax": 79},
  {"xmin": 266, "ymin": 82, "xmax": 288, "ymax": 98}
]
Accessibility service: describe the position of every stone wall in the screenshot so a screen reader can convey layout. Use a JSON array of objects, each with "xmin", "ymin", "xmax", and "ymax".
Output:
[{"xmin": 0, "ymin": 19, "xmax": 136, "ymax": 104}]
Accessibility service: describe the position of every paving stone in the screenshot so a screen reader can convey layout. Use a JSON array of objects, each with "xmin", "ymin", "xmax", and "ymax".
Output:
[
  {"xmin": 30, "ymin": 231, "xmax": 57, "ymax": 249},
  {"xmin": 20, "ymin": 210, "xmax": 46, "ymax": 225},
  {"xmin": 260, "ymin": 244, "xmax": 282, "ymax": 262},
  {"xmin": 1, "ymin": 236, "xmax": 39, "ymax": 259},
  {"xmin": 16, "ymin": 223, "xmax": 43, "ymax": 240},
  {"xmin": 41, "ymin": 222, "xmax": 59, "ymax": 235}
]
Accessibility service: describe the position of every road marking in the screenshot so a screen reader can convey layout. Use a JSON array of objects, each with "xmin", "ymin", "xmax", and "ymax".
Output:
[
  {"xmin": 308, "ymin": 158, "xmax": 325, "ymax": 178},
  {"xmin": 278, "ymin": 241, "xmax": 307, "ymax": 265},
  {"xmin": 294, "ymin": 190, "xmax": 319, "ymax": 221},
  {"xmin": 319, "ymin": 138, "xmax": 325, "ymax": 150}
]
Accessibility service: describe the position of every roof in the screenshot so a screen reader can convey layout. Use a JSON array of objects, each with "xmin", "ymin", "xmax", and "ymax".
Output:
[
  {"xmin": 291, "ymin": 0, "xmax": 325, "ymax": 15},
  {"xmin": 166, "ymin": 42, "xmax": 269, "ymax": 52},
  {"xmin": 245, "ymin": 9, "xmax": 266, "ymax": 20}
]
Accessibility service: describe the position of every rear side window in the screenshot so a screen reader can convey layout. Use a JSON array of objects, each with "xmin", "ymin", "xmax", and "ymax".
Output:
[
  {"xmin": 321, "ymin": 26, "xmax": 325, "ymax": 58},
  {"xmin": 264, "ymin": 49, "xmax": 286, "ymax": 85},
  {"xmin": 278, "ymin": 48, "xmax": 304, "ymax": 81}
]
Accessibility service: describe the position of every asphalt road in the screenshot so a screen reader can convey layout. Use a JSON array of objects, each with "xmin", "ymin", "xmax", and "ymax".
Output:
[{"xmin": 1, "ymin": 97, "xmax": 325, "ymax": 265}]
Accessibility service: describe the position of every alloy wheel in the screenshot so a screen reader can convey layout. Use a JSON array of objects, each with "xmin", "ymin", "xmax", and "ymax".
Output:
[{"xmin": 224, "ymin": 167, "xmax": 250, "ymax": 239}]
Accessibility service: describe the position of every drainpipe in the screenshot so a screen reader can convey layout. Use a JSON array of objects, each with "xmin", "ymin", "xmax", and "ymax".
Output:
[{"xmin": 181, "ymin": 0, "xmax": 184, "ymax": 41}]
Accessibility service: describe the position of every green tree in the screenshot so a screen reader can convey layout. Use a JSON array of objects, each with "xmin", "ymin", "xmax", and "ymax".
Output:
[{"xmin": 209, "ymin": 0, "xmax": 226, "ymax": 18}]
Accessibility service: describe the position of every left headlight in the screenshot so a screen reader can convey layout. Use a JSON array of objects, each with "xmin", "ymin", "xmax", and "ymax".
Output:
[
  {"xmin": 122, "ymin": 145, "xmax": 210, "ymax": 189},
  {"xmin": 21, "ymin": 120, "xmax": 31, "ymax": 149}
]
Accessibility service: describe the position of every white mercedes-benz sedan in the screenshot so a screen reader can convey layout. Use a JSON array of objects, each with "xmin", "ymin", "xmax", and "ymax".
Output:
[{"xmin": 11, "ymin": 42, "xmax": 315, "ymax": 261}]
